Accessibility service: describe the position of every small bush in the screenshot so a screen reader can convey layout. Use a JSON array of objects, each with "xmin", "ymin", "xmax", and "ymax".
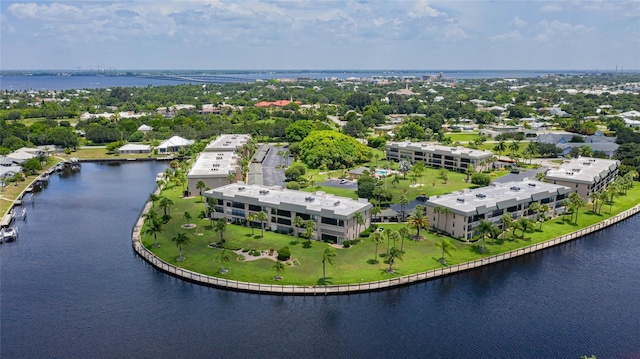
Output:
[
  {"xmin": 285, "ymin": 181, "xmax": 300, "ymax": 190},
  {"xmin": 277, "ymin": 246, "xmax": 291, "ymax": 261},
  {"xmin": 343, "ymin": 240, "xmax": 352, "ymax": 248}
]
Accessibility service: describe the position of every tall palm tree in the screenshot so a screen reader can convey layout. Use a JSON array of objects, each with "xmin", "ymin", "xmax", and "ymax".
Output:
[
  {"xmin": 433, "ymin": 206, "xmax": 442, "ymax": 231},
  {"xmin": 293, "ymin": 215, "xmax": 305, "ymax": 240},
  {"xmin": 399, "ymin": 195, "xmax": 409, "ymax": 220},
  {"xmin": 145, "ymin": 218, "xmax": 164, "ymax": 248},
  {"xmin": 385, "ymin": 229, "xmax": 400, "ymax": 256},
  {"xmin": 560, "ymin": 198, "xmax": 571, "ymax": 223},
  {"xmin": 196, "ymin": 180, "xmax": 206, "ymax": 202},
  {"xmin": 441, "ymin": 207, "xmax": 451, "ymax": 234},
  {"xmin": 218, "ymin": 249, "xmax": 230, "ymax": 273},
  {"xmin": 525, "ymin": 141, "xmax": 537, "ymax": 164},
  {"xmin": 183, "ymin": 211, "xmax": 192, "ymax": 225},
  {"xmin": 538, "ymin": 204, "xmax": 550, "ymax": 230},
  {"xmin": 494, "ymin": 140, "xmax": 506, "ymax": 160},
  {"xmin": 371, "ymin": 206, "xmax": 382, "ymax": 222},
  {"xmin": 500, "ymin": 213, "xmax": 513, "ymax": 240},
  {"xmin": 214, "ymin": 218, "xmax": 227, "ymax": 243},
  {"xmin": 387, "ymin": 247, "xmax": 403, "ymax": 273},
  {"xmin": 528, "ymin": 202, "xmax": 540, "ymax": 222},
  {"xmin": 304, "ymin": 219, "xmax": 316, "ymax": 245},
  {"xmin": 535, "ymin": 171, "xmax": 547, "ymax": 182},
  {"xmin": 255, "ymin": 210, "xmax": 268, "ymax": 237},
  {"xmin": 398, "ymin": 226, "xmax": 410, "ymax": 252},
  {"xmin": 476, "ymin": 220, "xmax": 493, "ymax": 252},
  {"xmin": 435, "ymin": 237, "xmax": 456, "ymax": 264},
  {"xmin": 149, "ymin": 193, "xmax": 160, "ymax": 208},
  {"xmin": 407, "ymin": 205, "xmax": 429, "ymax": 240},
  {"xmin": 159, "ymin": 197, "xmax": 174, "ymax": 217},
  {"xmin": 322, "ymin": 247, "xmax": 337, "ymax": 281},
  {"xmin": 171, "ymin": 232, "xmax": 190, "ymax": 261},
  {"xmin": 247, "ymin": 213, "xmax": 258, "ymax": 236},
  {"xmin": 569, "ymin": 192, "xmax": 586, "ymax": 225},
  {"xmin": 353, "ymin": 212, "xmax": 365, "ymax": 236},
  {"xmin": 370, "ymin": 231, "xmax": 384, "ymax": 264},
  {"xmin": 589, "ymin": 192, "xmax": 600, "ymax": 213},
  {"xmin": 227, "ymin": 171, "xmax": 237, "ymax": 184},
  {"xmin": 516, "ymin": 217, "xmax": 533, "ymax": 239}
]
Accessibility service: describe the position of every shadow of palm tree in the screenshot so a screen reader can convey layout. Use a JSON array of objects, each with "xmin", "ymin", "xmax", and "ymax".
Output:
[
  {"xmin": 317, "ymin": 277, "xmax": 333, "ymax": 285},
  {"xmin": 469, "ymin": 244, "xmax": 491, "ymax": 255}
]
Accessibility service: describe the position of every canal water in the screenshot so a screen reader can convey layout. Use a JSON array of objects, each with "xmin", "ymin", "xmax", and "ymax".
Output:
[{"xmin": 1, "ymin": 162, "xmax": 639, "ymax": 358}]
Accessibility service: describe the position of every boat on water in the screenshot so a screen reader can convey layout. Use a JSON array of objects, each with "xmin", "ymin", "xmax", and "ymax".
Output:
[{"xmin": 2, "ymin": 227, "xmax": 18, "ymax": 242}]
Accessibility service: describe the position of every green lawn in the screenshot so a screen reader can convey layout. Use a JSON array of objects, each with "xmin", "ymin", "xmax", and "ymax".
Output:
[
  {"xmin": 444, "ymin": 132, "xmax": 480, "ymax": 143},
  {"xmin": 141, "ymin": 181, "xmax": 640, "ymax": 286}
]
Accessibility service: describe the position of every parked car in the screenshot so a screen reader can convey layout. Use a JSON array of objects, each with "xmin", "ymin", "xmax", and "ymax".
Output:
[
  {"xmin": 339, "ymin": 179, "xmax": 349, "ymax": 184},
  {"xmin": 510, "ymin": 168, "xmax": 521, "ymax": 174}
]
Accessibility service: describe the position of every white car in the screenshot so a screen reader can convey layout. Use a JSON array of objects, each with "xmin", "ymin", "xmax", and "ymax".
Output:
[{"xmin": 339, "ymin": 179, "xmax": 349, "ymax": 184}]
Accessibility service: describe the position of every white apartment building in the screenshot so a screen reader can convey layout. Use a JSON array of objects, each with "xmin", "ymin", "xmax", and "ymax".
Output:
[
  {"xmin": 425, "ymin": 179, "xmax": 572, "ymax": 240},
  {"xmin": 204, "ymin": 184, "xmax": 373, "ymax": 244},
  {"xmin": 544, "ymin": 157, "xmax": 620, "ymax": 200},
  {"xmin": 386, "ymin": 141, "xmax": 493, "ymax": 172},
  {"xmin": 186, "ymin": 152, "xmax": 241, "ymax": 196}
]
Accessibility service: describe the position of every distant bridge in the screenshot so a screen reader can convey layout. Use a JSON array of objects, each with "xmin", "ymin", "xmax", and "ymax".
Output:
[{"xmin": 138, "ymin": 74, "xmax": 255, "ymax": 84}]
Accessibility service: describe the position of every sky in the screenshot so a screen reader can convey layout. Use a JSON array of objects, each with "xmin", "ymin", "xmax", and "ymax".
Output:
[{"xmin": 1, "ymin": 0, "xmax": 639, "ymax": 71}]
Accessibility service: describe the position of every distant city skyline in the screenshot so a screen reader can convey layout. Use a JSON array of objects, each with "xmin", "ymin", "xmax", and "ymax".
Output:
[{"xmin": 1, "ymin": 1, "xmax": 638, "ymax": 71}]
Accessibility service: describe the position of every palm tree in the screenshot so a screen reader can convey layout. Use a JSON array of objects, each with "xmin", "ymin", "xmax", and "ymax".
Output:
[
  {"xmin": 196, "ymin": 180, "xmax": 206, "ymax": 202},
  {"xmin": 538, "ymin": 204, "xmax": 550, "ymax": 230},
  {"xmin": 399, "ymin": 195, "xmax": 409, "ymax": 219},
  {"xmin": 293, "ymin": 215, "xmax": 305, "ymax": 241},
  {"xmin": 149, "ymin": 193, "xmax": 160, "ymax": 208},
  {"xmin": 171, "ymin": 232, "xmax": 190, "ymax": 261},
  {"xmin": 528, "ymin": 202, "xmax": 540, "ymax": 223},
  {"xmin": 465, "ymin": 165, "xmax": 475, "ymax": 183},
  {"xmin": 500, "ymin": 213, "xmax": 513, "ymax": 240},
  {"xmin": 441, "ymin": 207, "xmax": 451, "ymax": 234},
  {"xmin": 569, "ymin": 192, "xmax": 586, "ymax": 225},
  {"xmin": 218, "ymin": 249, "xmax": 230, "ymax": 273},
  {"xmin": 273, "ymin": 260, "xmax": 285, "ymax": 280},
  {"xmin": 407, "ymin": 205, "xmax": 429, "ymax": 240},
  {"xmin": 304, "ymin": 219, "xmax": 316, "ymax": 245},
  {"xmin": 398, "ymin": 226, "xmax": 410, "ymax": 252},
  {"xmin": 183, "ymin": 211, "xmax": 192, "ymax": 225},
  {"xmin": 385, "ymin": 229, "xmax": 400, "ymax": 256},
  {"xmin": 227, "ymin": 171, "xmax": 237, "ymax": 184},
  {"xmin": 435, "ymin": 237, "xmax": 456, "ymax": 264},
  {"xmin": 476, "ymin": 220, "xmax": 493, "ymax": 252},
  {"xmin": 560, "ymin": 198, "xmax": 571, "ymax": 223},
  {"xmin": 509, "ymin": 140, "xmax": 521, "ymax": 162},
  {"xmin": 392, "ymin": 174, "xmax": 400, "ymax": 188},
  {"xmin": 255, "ymin": 210, "xmax": 268, "ymax": 237},
  {"xmin": 589, "ymin": 192, "xmax": 600, "ymax": 213},
  {"xmin": 535, "ymin": 171, "xmax": 547, "ymax": 182},
  {"xmin": 516, "ymin": 217, "xmax": 533, "ymax": 239},
  {"xmin": 525, "ymin": 141, "xmax": 537, "ymax": 164},
  {"xmin": 370, "ymin": 231, "xmax": 384, "ymax": 263},
  {"xmin": 322, "ymin": 247, "xmax": 337, "ymax": 281},
  {"xmin": 387, "ymin": 247, "xmax": 403, "ymax": 273},
  {"xmin": 159, "ymin": 197, "xmax": 174, "ymax": 217},
  {"xmin": 371, "ymin": 206, "xmax": 382, "ymax": 222},
  {"xmin": 353, "ymin": 212, "xmax": 365, "ymax": 237},
  {"xmin": 494, "ymin": 140, "xmax": 506, "ymax": 160},
  {"xmin": 214, "ymin": 218, "xmax": 227, "ymax": 243},
  {"xmin": 247, "ymin": 213, "xmax": 258, "ymax": 236},
  {"xmin": 433, "ymin": 206, "xmax": 442, "ymax": 231},
  {"xmin": 145, "ymin": 218, "xmax": 164, "ymax": 248}
]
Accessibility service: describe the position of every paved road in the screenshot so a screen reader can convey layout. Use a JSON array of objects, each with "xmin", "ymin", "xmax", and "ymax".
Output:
[{"xmin": 261, "ymin": 144, "xmax": 287, "ymax": 186}]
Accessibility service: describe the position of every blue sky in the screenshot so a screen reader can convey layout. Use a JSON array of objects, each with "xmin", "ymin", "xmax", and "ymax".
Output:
[{"xmin": 1, "ymin": 1, "xmax": 638, "ymax": 70}]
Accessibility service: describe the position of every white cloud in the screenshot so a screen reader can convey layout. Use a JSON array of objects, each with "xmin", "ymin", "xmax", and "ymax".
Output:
[
  {"xmin": 540, "ymin": 4, "xmax": 563, "ymax": 12},
  {"xmin": 490, "ymin": 30, "xmax": 523, "ymax": 42},
  {"xmin": 442, "ymin": 23, "xmax": 469, "ymax": 41},
  {"xmin": 408, "ymin": 0, "xmax": 441, "ymax": 18},
  {"xmin": 535, "ymin": 19, "xmax": 593, "ymax": 42},
  {"xmin": 512, "ymin": 16, "xmax": 527, "ymax": 28}
]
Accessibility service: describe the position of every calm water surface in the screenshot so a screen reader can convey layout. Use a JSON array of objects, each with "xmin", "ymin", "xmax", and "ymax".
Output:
[{"xmin": 1, "ymin": 162, "xmax": 639, "ymax": 358}]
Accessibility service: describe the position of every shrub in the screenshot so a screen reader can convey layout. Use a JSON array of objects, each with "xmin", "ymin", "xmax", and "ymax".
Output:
[
  {"xmin": 343, "ymin": 240, "xmax": 352, "ymax": 248},
  {"xmin": 277, "ymin": 246, "xmax": 291, "ymax": 261},
  {"xmin": 285, "ymin": 181, "xmax": 300, "ymax": 190}
]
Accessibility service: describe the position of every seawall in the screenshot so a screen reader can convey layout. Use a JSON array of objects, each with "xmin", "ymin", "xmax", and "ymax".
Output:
[{"xmin": 131, "ymin": 192, "xmax": 640, "ymax": 296}]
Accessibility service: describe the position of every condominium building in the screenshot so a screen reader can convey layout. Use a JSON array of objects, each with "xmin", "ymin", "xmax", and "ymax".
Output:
[
  {"xmin": 386, "ymin": 141, "xmax": 493, "ymax": 172},
  {"xmin": 204, "ymin": 184, "xmax": 373, "ymax": 244},
  {"xmin": 424, "ymin": 180, "xmax": 572, "ymax": 240},
  {"xmin": 204, "ymin": 134, "xmax": 251, "ymax": 152},
  {"xmin": 544, "ymin": 157, "xmax": 620, "ymax": 200},
  {"xmin": 186, "ymin": 152, "xmax": 241, "ymax": 195}
]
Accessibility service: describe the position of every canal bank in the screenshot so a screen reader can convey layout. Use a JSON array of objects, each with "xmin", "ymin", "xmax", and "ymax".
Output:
[{"xmin": 132, "ymin": 187, "xmax": 640, "ymax": 295}]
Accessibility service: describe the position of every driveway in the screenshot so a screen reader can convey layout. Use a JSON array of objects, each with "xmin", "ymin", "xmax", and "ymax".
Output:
[
  {"xmin": 493, "ymin": 167, "xmax": 548, "ymax": 183},
  {"xmin": 261, "ymin": 144, "xmax": 287, "ymax": 186}
]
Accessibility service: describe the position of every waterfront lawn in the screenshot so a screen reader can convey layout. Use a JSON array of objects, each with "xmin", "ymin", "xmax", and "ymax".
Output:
[
  {"xmin": 141, "ymin": 181, "xmax": 640, "ymax": 286},
  {"xmin": 60, "ymin": 147, "xmax": 152, "ymax": 160}
]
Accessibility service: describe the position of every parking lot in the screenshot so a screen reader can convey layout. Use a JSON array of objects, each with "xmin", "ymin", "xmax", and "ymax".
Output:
[{"xmin": 319, "ymin": 178, "xmax": 358, "ymax": 190}]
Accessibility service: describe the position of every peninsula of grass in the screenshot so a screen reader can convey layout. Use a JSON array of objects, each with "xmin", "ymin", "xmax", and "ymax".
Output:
[{"xmin": 140, "ymin": 181, "xmax": 640, "ymax": 286}]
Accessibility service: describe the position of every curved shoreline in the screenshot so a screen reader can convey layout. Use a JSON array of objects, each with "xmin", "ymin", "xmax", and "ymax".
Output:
[{"xmin": 131, "ymin": 188, "xmax": 640, "ymax": 295}]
